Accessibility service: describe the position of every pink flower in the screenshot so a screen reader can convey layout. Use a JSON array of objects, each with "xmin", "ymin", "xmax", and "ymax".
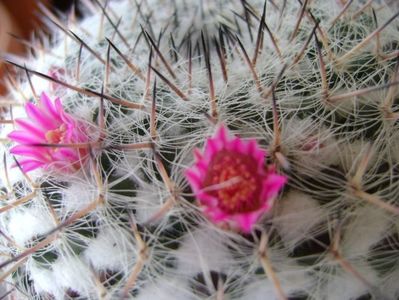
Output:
[
  {"xmin": 8, "ymin": 93, "xmax": 91, "ymax": 173},
  {"xmin": 49, "ymin": 67, "xmax": 66, "ymax": 92},
  {"xmin": 186, "ymin": 125, "xmax": 287, "ymax": 233}
]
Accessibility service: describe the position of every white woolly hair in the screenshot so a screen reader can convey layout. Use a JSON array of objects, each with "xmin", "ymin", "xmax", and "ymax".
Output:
[
  {"xmin": 135, "ymin": 276, "xmax": 195, "ymax": 300},
  {"xmin": 174, "ymin": 226, "xmax": 236, "ymax": 277},
  {"xmin": 274, "ymin": 190, "xmax": 327, "ymax": 251},
  {"xmin": 50, "ymin": 254, "xmax": 97, "ymax": 299},
  {"xmin": 313, "ymin": 263, "xmax": 380, "ymax": 300},
  {"xmin": 83, "ymin": 225, "xmax": 136, "ymax": 274},
  {"xmin": 61, "ymin": 179, "xmax": 99, "ymax": 214},
  {"xmin": 340, "ymin": 206, "xmax": 391, "ymax": 258},
  {"xmin": 5, "ymin": 203, "xmax": 55, "ymax": 247},
  {"xmin": 28, "ymin": 261, "xmax": 64, "ymax": 300}
]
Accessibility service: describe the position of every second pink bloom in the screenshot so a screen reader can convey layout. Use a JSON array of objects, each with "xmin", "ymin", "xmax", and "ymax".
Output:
[
  {"xmin": 186, "ymin": 125, "xmax": 287, "ymax": 233},
  {"xmin": 8, "ymin": 93, "xmax": 91, "ymax": 173}
]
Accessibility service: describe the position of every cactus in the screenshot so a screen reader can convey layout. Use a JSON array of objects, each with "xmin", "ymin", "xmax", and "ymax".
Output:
[{"xmin": 0, "ymin": 0, "xmax": 399, "ymax": 299}]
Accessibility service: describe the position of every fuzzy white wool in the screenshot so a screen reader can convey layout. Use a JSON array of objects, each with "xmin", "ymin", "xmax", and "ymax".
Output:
[
  {"xmin": 134, "ymin": 183, "xmax": 171, "ymax": 224},
  {"xmin": 261, "ymin": 250, "xmax": 315, "ymax": 295},
  {"xmin": 52, "ymin": 255, "xmax": 96, "ymax": 298},
  {"xmin": 112, "ymin": 154, "xmax": 144, "ymax": 184},
  {"xmin": 275, "ymin": 190, "xmax": 326, "ymax": 251},
  {"xmin": 341, "ymin": 206, "xmax": 390, "ymax": 257},
  {"xmin": 83, "ymin": 226, "xmax": 135, "ymax": 272},
  {"xmin": 61, "ymin": 181, "xmax": 98, "ymax": 214},
  {"xmin": 28, "ymin": 262, "xmax": 64, "ymax": 300},
  {"xmin": 389, "ymin": 132, "xmax": 399, "ymax": 164},
  {"xmin": 381, "ymin": 264, "xmax": 399, "ymax": 300},
  {"xmin": 280, "ymin": 117, "xmax": 339, "ymax": 172},
  {"xmin": 136, "ymin": 277, "xmax": 194, "ymax": 300},
  {"xmin": 279, "ymin": 268, "xmax": 315, "ymax": 295},
  {"xmin": 69, "ymin": 98, "xmax": 99, "ymax": 123},
  {"xmin": 89, "ymin": 0, "xmax": 134, "ymax": 39},
  {"xmin": 241, "ymin": 272, "xmax": 312, "ymax": 300},
  {"xmin": 336, "ymin": 139, "xmax": 377, "ymax": 172},
  {"xmin": 7, "ymin": 206, "xmax": 54, "ymax": 246},
  {"xmin": 175, "ymin": 227, "xmax": 235, "ymax": 276},
  {"xmin": 322, "ymin": 263, "xmax": 379, "ymax": 300},
  {"xmin": 241, "ymin": 280, "xmax": 279, "ymax": 300}
]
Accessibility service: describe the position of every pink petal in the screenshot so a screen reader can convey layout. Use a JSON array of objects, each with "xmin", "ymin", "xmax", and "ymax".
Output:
[
  {"xmin": 253, "ymin": 148, "xmax": 266, "ymax": 166},
  {"xmin": 54, "ymin": 98, "xmax": 65, "ymax": 116},
  {"xmin": 205, "ymin": 138, "xmax": 218, "ymax": 154},
  {"xmin": 246, "ymin": 139, "xmax": 257, "ymax": 153},
  {"xmin": 18, "ymin": 159, "xmax": 45, "ymax": 172},
  {"xmin": 197, "ymin": 191, "xmax": 218, "ymax": 206},
  {"xmin": 204, "ymin": 206, "xmax": 228, "ymax": 222},
  {"xmin": 214, "ymin": 125, "xmax": 228, "ymax": 143},
  {"xmin": 245, "ymin": 140, "xmax": 265, "ymax": 161},
  {"xmin": 8, "ymin": 131, "xmax": 43, "ymax": 144},
  {"xmin": 232, "ymin": 210, "xmax": 265, "ymax": 233},
  {"xmin": 14, "ymin": 120, "xmax": 45, "ymax": 140},
  {"xmin": 226, "ymin": 136, "xmax": 241, "ymax": 152},
  {"xmin": 39, "ymin": 93, "xmax": 62, "ymax": 122},
  {"xmin": 195, "ymin": 161, "xmax": 209, "ymax": 174},
  {"xmin": 10, "ymin": 145, "xmax": 49, "ymax": 161},
  {"xmin": 59, "ymin": 148, "xmax": 80, "ymax": 160},
  {"xmin": 61, "ymin": 111, "xmax": 76, "ymax": 127},
  {"xmin": 51, "ymin": 149, "xmax": 78, "ymax": 163},
  {"xmin": 25, "ymin": 102, "xmax": 56, "ymax": 130},
  {"xmin": 186, "ymin": 169, "xmax": 202, "ymax": 190},
  {"xmin": 194, "ymin": 148, "xmax": 203, "ymax": 161},
  {"xmin": 76, "ymin": 128, "xmax": 91, "ymax": 143},
  {"xmin": 261, "ymin": 174, "xmax": 287, "ymax": 200},
  {"xmin": 203, "ymin": 138, "xmax": 222, "ymax": 161},
  {"xmin": 63, "ymin": 122, "xmax": 86, "ymax": 143}
]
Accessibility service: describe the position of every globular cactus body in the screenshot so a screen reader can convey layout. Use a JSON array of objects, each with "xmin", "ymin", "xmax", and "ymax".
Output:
[{"xmin": 0, "ymin": 0, "xmax": 399, "ymax": 299}]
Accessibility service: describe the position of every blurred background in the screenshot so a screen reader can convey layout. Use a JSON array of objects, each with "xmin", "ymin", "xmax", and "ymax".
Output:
[{"xmin": 0, "ymin": 0, "xmax": 77, "ymax": 96}]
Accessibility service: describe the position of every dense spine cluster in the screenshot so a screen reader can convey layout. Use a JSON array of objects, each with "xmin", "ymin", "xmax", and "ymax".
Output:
[{"xmin": 0, "ymin": 0, "xmax": 398, "ymax": 299}]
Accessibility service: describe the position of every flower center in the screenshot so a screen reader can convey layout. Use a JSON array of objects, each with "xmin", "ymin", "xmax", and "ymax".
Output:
[
  {"xmin": 45, "ymin": 124, "xmax": 67, "ymax": 144},
  {"xmin": 203, "ymin": 150, "xmax": 261, "ymax": 213}
]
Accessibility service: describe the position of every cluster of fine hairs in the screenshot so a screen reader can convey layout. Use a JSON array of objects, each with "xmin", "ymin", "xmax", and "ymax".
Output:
[{"xmin": 0, "ymin": 0, "xmax": 399, "ymax": 299}]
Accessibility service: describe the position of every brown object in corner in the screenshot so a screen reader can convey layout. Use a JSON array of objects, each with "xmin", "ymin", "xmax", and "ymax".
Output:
[
  {"xmin": 0, "ymin": 0, "xmax": 49, "ymax": 96},
  {"xmin": 0, "ymin": 2, "xmax": 22, "ymax": 96},
  {"xmin": 2, "ymin": 0, "xmax": 49, "ymax": 39}
]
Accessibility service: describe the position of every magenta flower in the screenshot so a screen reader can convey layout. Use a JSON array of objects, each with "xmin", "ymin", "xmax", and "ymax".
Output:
[
  {"xmin": 48, "ymin": 67, "xmax": 66, "ymax": 92},
  {"xmin": 8, "ymin": 93, "xmax": 91, "ymax": 173},
  {"xmin": 186, "ymin": 125, "xmax": 287, "ymax": 233}
]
